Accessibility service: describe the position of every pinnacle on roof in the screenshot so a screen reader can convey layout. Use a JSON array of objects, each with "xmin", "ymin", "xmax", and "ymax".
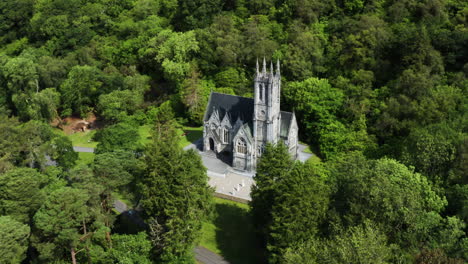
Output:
[
  {"xmin": 256, "ymin": 58, "xmax": 259, "ymax": 74},
  {"xmin": 276, "ymin": 59, "xmax": 280, "ymax": 76},
  {"xmin": 262, "ymin": 57, "xmax": 266, "ymax": 74}
]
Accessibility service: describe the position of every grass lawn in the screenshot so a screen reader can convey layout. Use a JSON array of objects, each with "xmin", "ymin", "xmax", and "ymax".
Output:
[
  {"xmin": 199, "ymin": 198, "xmax": 265, "ymax": 264},
  {"xmin": 138, "ymin": 124, "xmax": 203, "ymax": 148},
  {"xmin": 58, "ymin": 123, "xmax": 202, "ymax": 149},
  {"xmin": 67, "ymin": 130, "xmax": 98, "ymax": 148},
  {"xmin": 76, "ymin": 152, "xmax": 95, "ymax": 166},
  {"xmin": 53, "ymin": 128, "xmax": 98, "ymax": 148},
  {"xmin": 178, "ymin": 126, "xmax": 203, "ymax": 148},
  {"xmin": 299, "ymin": 141, "xmax": 314, "ymax": 154}
]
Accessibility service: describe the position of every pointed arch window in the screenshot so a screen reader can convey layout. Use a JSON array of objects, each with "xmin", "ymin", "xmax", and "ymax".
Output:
[
  {"xmin": 237, "ymin": 138, "xmax": 247, "ymax": 154},
  {"xmin": 222, "ymin": 128, "xmax": 229, "ymax": 143},
  {"xmin": 260, "ymin": 83, "xmax": 265, "ymax": 101}
]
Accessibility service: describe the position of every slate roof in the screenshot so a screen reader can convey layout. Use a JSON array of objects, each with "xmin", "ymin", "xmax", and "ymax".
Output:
[
  {"xmin": 204, "ymin": 92, "xmax": 294, "ymax": 139},
  {"xmin": 280, "ymin": 111, "xmax": 293, "ymax": 139},
  {"xmin": 204, "ymin": 92, "xmax": 254, "ymax": 126}
]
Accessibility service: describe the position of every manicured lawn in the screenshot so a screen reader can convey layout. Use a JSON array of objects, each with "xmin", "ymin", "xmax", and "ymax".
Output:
[
  {"xmin": 199, "ymin": 198, "xmax": 265, "ymax": 264},
  {"xmin": 178, "ymin": 126, "xmax": 203, "ymax": 147},
  {"xmin": 68, "ymin": 130, "xmax": 98, "ymax": 148},
  {"xmin": 138, "ymin": 124, "xmax": 203, "ymax": 148},
  {"xmin": 76, "ymin": 152, "xmax": 95, "ymax": 166},
  {"xmin": 59, "ymin": 124, "xmax": 202, "ymax": 149},
  {"xmin": 53, "ymin": 128, "xmax": 98, "ymax": 148}
]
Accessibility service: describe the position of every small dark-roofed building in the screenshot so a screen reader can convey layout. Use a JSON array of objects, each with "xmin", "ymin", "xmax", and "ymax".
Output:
[{"xmin": 203, "ymin": 59, "xmax": 298, "ymax": 172}]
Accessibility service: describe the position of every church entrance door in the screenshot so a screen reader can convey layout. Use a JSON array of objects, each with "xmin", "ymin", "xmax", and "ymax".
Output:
[{"xmin": 209, "ymin": 138, "xmax": 215, "ymax": 151}]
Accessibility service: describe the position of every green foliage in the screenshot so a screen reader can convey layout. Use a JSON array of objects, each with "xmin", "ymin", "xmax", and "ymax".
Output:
[
  {"xmin": 19, "ymin": 120, "xmax": 55, "ymax": 169},
  {"xmin": 180, "ymin": 70, "xmax": 213, "ymax": 124},
  {"xmin": 33, "ymin": 187, "xmax": 94, "ymax": 262},
  {"xmin": 0, "ymin": 0, "xmax": 34, "ymax": 45},
  {"xmin": 140, "ymin": 122, "xmax": 213, "ymax": 263},
  {"xmin": 0, "ymin": 115, "xmax": 21, "ymax": 172},
  {"xmin": 282, "ymin": 22, "xmax": 328, "ymax": 80},
  {"xmin": 251, "ymin": 142, "xmax": 294, "ymax": 239},
  {"xmin": 267, "ymin": 161, "xmax": 330, "ymax": 263},
  {"xmin": 0, "ymin": 0, "xmax": 466, "ymax": 262},
  {"xmin": 147, "ymin": 29, "xmax": 199, "ymax": 83},
  {"xmin": 328, "ymin": 153, "xmax": 466, "ymax": 253},
  {"xmin": 0, "ymin": 216, "xmax": 30, "ymax": 264},
  {"xmin": 146, "ymin": 100, "xmax": 176, "ymax": 125},
  {"xmin": 98, "ymin": 89, "xmax": 144, "ymax": 122},
  {"xmin": 284, "ymin": 77, "xmax": 343, "ymax": 120},
  {"xmin": 94, "ymin": 121, "xmax": 142, "ymax": 154},
  {"xmin": 173, "ymin": 0, "xmax": 223, "ymax": 30},
  {"xmin": 214, "ymin": 67, "xmax": 249, "ymax": 95},
  {"xmin": 401, "ymin": 124, "xmax": 458, "ymax": 181},
  {"xmin": 1, "ymin": 55, "xmax": 38, "ymax": 94},
  {"xmin": 283, "ymin": 221, "xmax": 394, "ymax": 264},
  {"xmin": 60, "ymin": 65, "xmax": 102, "ymax": 117},
  {"xmin": 49, "ymin": 135, "xmax": 78, "ymax": 170},
  {"xmin": 106, "ymin": 233, "xmax": 152, "ymax": 264},
  {"xmin": 0, "ymin": 168, "xmax": 45, "ymax": 223},
  {"xmin": 251, "ymin": 143, "xmax": 331, "ymax": 263},
  {"xmin": 284, "ymin": 77, "xmax": 364, "ymax": 158}
]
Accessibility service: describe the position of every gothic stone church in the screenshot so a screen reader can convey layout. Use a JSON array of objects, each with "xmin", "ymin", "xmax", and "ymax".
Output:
[{"xmin": 203, "ymin": 59, "xmax": 298, "ymax": 172}]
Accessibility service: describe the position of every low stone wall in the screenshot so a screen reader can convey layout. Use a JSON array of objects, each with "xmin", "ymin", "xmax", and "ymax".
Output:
[{"xmin": 214, "ymin": 192, "xmax": 250, "ymax": 204}]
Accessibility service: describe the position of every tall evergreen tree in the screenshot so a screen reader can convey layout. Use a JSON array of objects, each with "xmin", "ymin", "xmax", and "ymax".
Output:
[
  {"xmin": 139, "ymin": 121, "xmax": 213, "ymax": 263},
  {"xmin": 267, "ymin": 161, "xmax": 330, "ymax": 263},
  {"xmin": 0, "ymin": 216, "xmax": 30, "ymax": 264},
  {"xmin": 0, "ymin": 167, "xmax": 45, "ymax": 223},
  {"xmin": 33, "ymin": 187, "xmax": 105, "ymax": 264},
  {"xmin": 250, "ymin": 142, "xmax": 294, "ymax": 243},
  {"xmin": 251, "ymin": 143, "xmax": 331, "ymax": 262}
]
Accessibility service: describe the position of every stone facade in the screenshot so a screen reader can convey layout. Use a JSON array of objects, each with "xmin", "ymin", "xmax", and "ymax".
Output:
[{"xmin": 203, "ymin": 59, "xmax": 298, "ymax": 172}]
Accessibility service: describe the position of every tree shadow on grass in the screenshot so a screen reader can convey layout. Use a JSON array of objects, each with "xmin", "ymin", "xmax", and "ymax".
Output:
[
  {"xmin": 214, "ymin": 203, "xmax": 266, "ymax": 264},
  {"xmin": 183, "ymin": 127, "xmax": 203, "ymax": 144}
]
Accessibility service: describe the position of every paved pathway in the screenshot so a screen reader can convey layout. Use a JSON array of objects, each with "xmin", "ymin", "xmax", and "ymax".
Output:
[
  {"xmin": 195, "ymin": 247, "xmax": 230, "ymax": 264},
  {"xmin": 297, "ymin": 144, "xmax": 313, "ymax": 162},
  {"xmin": 73, "ymin": 146, "xmax": 94, "ymax": 153}
]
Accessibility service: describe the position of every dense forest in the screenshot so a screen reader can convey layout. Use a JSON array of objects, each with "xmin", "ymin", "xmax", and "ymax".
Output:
[{"xmin": 0, "ymin": 0, "xmax": 467, "ymax": 263}]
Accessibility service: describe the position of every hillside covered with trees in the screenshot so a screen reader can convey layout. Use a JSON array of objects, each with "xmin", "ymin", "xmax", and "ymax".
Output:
[{"xmin": 0, "ymin": 0, "xmax": 467, "ymax": 263}]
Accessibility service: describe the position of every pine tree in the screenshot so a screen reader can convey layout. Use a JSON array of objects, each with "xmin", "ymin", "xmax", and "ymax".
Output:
[
  {"xmin": 139, "ymin": 121, "xmax": 213, "ymax": 263},
  {"xmin": 250, "ymin": 143, "xmax": 330, "ymax": 263},
  {"xmin": 250, "ymin": 142, "xmax": 293, "ymax": 239},
  {"xmin": 267, "ymin": 162, "xmax": 330, "ymax": 263}
]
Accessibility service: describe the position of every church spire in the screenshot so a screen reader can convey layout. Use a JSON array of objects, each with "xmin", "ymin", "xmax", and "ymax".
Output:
[{"xmin": 262, "ymin": 57, "xmax": 266, "ymax": 74}]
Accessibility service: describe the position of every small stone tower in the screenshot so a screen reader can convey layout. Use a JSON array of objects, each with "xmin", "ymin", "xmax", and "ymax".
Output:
[{"xmin": 253, "ymin": 58, "xmax": 281, "ymax": 156}]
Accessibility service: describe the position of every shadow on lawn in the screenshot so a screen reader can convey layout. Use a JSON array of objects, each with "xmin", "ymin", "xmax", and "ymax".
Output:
[
  {"xmin": 214, "ymin": 203, "xmax": 266, "ymax": 264},
  {"xmin": 183, "ymin": 127, "xmax": 203, "ymax": 144}
]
